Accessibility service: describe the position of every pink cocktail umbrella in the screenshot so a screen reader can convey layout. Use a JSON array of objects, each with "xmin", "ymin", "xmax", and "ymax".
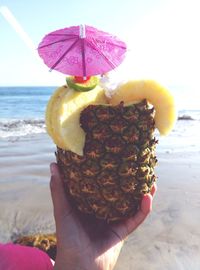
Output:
[{"xmin": 38, "ymin": 25, "xmax": 127, "ymax": 79}]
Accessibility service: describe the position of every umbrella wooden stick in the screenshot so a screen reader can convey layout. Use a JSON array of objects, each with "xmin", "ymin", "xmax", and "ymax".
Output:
[{"xmin": 79, "ymin": 24, "xmax": 87, "ymax": 79}]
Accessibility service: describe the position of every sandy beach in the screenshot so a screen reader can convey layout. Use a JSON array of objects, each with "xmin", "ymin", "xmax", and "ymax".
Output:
[{"xmin": 0, "ymin": 132, "xmax": 200, "ymax": 269}]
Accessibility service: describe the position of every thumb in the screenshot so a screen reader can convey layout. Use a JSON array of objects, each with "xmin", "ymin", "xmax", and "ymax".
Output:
[
  {"xmin": 111, "ymin": 193, "xmax": 153, "ymax": 240},
  {"xmin": 124, "ymin": 194, "xmax": 153, "ymax": 235},
  {"xmin": 50, "ymin": 163, "xmax": 72, "ymax": 223}
]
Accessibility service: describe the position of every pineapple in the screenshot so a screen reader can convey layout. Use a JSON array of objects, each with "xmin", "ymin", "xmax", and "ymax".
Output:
[{"xmin": 46, "ymin": 78, "xmax": 176, "ymax": 222}]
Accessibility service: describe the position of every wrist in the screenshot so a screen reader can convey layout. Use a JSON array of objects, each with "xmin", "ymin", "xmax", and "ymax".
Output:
[{"xmin": 54, "ymin": 253, "xmax": 85, "ymax": 270}]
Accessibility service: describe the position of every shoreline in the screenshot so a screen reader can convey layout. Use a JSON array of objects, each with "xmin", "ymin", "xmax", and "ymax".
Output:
[{"xmin": 0, "ymin": 133, "xmax": 200, "ymax": 269}]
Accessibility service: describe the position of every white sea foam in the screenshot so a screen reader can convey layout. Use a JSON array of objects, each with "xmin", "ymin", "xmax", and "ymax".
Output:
[{"xmin": 0, "ymin": 119, "xmax": 46, "ymax": 138}]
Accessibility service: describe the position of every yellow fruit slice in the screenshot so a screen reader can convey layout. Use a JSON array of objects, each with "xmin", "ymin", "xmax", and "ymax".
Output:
[
  {"xmin": 109, "ymin": 80, "xmax": 176, "ymax": 135},
  {"xmin": 46, "ymin": 85, "xmax": 107, "ymax": 155},
  {"xmin": 45, "ymin": 86, "xmax": 67, "ymax": 147}
]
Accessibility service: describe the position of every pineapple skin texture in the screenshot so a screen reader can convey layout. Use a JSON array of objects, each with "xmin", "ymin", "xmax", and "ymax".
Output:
[{"xmin": 56, "ymin": 100, "xmax": 157, "ymax": 222}]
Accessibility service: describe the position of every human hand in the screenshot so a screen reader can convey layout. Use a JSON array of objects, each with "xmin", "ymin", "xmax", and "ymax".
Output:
[{"xmin": 50, "ymin": 162, "xmax": 157, "ymax": 270}]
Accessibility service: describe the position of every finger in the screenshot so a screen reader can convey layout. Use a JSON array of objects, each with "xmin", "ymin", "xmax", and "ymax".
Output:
[
  {"xmin": 111, "ymin": 194, "xmax": 152, "ymax": 240},
  {"xmin": 124, "ymin": 193, "xmax": 152, "ymax": 234},
  {"xmin": 151, "ymin": 183, "xmax": 157, "ymax": 197},
  {"xmin": 50, "ymin": 163, "xmax": 72, "ymax": 222}
]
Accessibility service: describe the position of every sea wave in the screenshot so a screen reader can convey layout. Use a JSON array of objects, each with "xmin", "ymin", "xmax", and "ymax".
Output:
[{"xmin": 0, "ymin": 119, "xmax": 46, "ymax": 138}]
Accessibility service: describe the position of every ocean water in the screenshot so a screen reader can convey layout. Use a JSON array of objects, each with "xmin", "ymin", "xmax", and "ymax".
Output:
[
  {"xmin": 0, "ymin": 87, "xmax": 55, "ymax": 138},
  {"xmin": 0, "ymin": 86, "xmax": 200, "ymax": 152}
]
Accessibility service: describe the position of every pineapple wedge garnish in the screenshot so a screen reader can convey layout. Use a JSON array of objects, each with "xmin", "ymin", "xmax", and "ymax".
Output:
[
  {"xmin": 45, "ymin": 86, "xmax": 67, "ymax": 148},
  {"xmin": 110, "ymin": 80, "xmax": 176, "ymax": 135},
  {"xmin": 46, "ymin": 85, "xmax": 107, "ymax": 155},
  {"xmin": 46, "ymin": 80, "xmax": 176, "ymax": 155}
]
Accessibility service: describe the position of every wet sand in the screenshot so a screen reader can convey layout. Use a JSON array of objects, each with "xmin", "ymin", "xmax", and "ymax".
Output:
[
  {"xmin": 116, "ymin": 151, "xmax": 200, "ymax": 270},
  {"xmin": 0, "ymin": 134, "xmax": 200, "ymax": 269},
  {"xmin": 0, "ymin": 134, "xmax": 55, "ymax": 242}
]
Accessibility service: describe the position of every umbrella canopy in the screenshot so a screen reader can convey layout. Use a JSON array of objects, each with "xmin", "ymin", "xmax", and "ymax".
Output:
[{"xmin": 38, "ymin": 25, "xmax": 127, "ymax": 77}]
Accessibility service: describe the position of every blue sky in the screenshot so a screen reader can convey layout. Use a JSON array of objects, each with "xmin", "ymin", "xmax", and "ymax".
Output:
[{"xmin": 0, "ymin": 0, "xmax": 200, "ymax": 109}]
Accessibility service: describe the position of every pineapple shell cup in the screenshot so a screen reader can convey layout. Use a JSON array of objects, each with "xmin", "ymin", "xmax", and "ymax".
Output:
[
  {"xmin": 56, "ymin": 100, "xmax": 157, "ymax": 222},
  {"xmin": 46, "ymin": 79, "xmax": 176, "ymax": 223}
]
